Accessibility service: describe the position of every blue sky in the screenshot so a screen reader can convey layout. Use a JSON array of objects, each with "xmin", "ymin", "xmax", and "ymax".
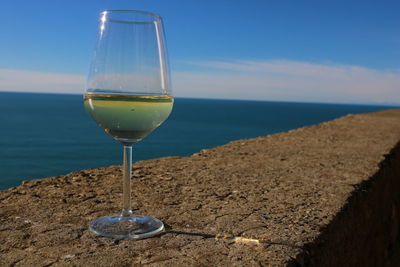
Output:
[{"xmin": 0, "ymin": 0, "xmax": 399, "ymax": 104}]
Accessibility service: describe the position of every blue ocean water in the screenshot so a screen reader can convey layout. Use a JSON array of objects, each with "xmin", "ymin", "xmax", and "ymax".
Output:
[{"xmin": 0, "ymin": 92, "xmax": 397, "ymax": 190}]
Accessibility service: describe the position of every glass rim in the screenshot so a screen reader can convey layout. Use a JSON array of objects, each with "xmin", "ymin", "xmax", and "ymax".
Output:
[{"xmin": 100, "ymin": 10, "xmax": 162, "ymax": 23}]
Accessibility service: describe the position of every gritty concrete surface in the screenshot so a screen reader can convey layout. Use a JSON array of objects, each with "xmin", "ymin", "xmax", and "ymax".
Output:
[{"xmin": 1, "ymin": 109, "xmax": 400, "ymax": 266}]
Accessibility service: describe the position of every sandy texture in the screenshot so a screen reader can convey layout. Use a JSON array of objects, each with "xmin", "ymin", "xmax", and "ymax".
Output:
[{"xmin": 1, "ymin": 109, "xmax": 400, "ymax": 266}]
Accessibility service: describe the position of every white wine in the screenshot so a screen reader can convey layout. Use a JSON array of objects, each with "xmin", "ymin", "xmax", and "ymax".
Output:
[{"xmin": 84, "ymin": 93, "xmax": 173, "ymax": 143}]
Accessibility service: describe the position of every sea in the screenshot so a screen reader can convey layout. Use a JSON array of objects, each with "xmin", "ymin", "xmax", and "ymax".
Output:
[{"xmin": 0, "ymin": 92, "xmax": 397, "ymax": 190}]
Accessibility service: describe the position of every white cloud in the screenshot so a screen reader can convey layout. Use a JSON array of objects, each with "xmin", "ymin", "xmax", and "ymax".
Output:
[
  {"xmin": 1, "ymin": 60, "xmax": 399, "ymax": 105},
  {"xmin": 173, "ymin": 60, "xmax": 400, "ymax": 104},
  {"xmin": 0, "ymin": 69, "xmax": 84, "ymax": 94}
]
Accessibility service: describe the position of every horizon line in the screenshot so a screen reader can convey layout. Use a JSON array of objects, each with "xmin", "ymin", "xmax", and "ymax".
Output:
[{"xmin": 1, "ymin": 90, "xmax": 399, "ymax": 107}]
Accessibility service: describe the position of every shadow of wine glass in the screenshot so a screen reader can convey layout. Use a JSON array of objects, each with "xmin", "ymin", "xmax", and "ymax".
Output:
[{"xmin": 159, "ymin": 224, "xmax": 302, "ymax": 249}]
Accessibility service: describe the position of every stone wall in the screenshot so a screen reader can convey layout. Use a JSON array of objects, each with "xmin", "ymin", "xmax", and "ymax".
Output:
[
  {"xmin": 1, "ymin": 109, "xmax": 400, "ymax": 266},
  {"xmin": 291, "ymin": 141, "xmax": 400, "ymax": 266}
]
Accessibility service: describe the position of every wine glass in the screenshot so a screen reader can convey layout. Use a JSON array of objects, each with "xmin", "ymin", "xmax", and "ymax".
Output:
[{"xmin": 83, "ymin": 10, "xmax": 173, "ymax": 239}]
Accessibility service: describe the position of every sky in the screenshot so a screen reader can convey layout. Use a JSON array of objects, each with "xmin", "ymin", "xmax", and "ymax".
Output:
[{"xmin": 0, "ymin": 0, "xmax": 399, "ymax": 104}]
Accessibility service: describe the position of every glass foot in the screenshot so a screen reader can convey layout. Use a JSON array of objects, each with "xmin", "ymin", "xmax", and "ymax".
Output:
[{"xmin": 89, "ymin": 214, "xmax": 164, "ymax": 239}]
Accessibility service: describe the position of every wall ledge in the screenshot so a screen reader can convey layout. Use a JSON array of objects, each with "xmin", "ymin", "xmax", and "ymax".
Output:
[{"xmin": 1, "ymin": 109, "xmax": 400, "ymax": 266}]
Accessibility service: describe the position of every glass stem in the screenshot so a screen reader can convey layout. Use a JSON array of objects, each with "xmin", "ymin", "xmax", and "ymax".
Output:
[{"xmin": 121, "ymin": 145, "xmax": 133, "ymax": 217}]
